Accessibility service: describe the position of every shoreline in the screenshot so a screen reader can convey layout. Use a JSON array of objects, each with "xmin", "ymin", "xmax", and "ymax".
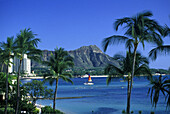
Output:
[{"xmin": 20, "ymin": 74, "xmax": 169, "ymax": 80}]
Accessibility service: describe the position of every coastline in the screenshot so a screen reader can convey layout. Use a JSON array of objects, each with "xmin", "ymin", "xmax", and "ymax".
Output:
[
  {"xmin": 20, "ymin": 76, "xmax": 44, "ymax": 79},
  {"xmin": 20, "ymin": 74, "xmax": 168, "ymax": 80}
]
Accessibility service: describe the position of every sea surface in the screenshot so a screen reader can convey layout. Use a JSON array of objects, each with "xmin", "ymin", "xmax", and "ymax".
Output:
[{"xmin": 21, "ymin": 75, "xmax": 170, "ymax": 114}]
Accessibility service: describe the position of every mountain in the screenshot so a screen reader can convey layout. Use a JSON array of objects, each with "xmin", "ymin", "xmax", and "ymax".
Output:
[
  {"xmin": 31, "ymin": 45, "xmax": 119, "ymax": 69},
  {"xmin": 68, "ymin": 45, "xmax": 119, "ymax": 68}
]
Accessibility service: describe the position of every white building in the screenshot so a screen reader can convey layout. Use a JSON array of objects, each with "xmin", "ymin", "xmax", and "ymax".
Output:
[{"xmin": 8, "ymin": 54, "xmax": 32, "ymax": 76}]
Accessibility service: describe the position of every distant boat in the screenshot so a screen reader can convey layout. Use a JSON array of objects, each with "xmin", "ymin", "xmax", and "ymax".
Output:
[{"xmin": 84, "ymin": 74, "xmax": 94, "ymax": 85}]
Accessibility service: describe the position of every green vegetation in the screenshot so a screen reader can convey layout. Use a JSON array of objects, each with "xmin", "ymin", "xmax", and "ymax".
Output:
[
  {"xmin": 0, "ymin": 107, "xmax": 15, "ymax": 114},
  {"xmin": 41, "ymin": 106, "xmax": 64, "ymax": 114},
  {"xmin": 43, "ymin": 47, "xmax": 74, "ymax": 111},
  {"xmin": 102, "ymin": 11, "xmax": 165, "ymax": 113},
  {"xmin": 150, "ymin": 68, "xmax": 170, "ymax": 74},
  {"xmin": 149, "ymin": 25, "xmax": 170, "ymax": 60},
  {"xmin": 14, "ymin": 28, "xmax": 42, "ymax": 114},
  {"xmin": 105, "ymin": 51, "xmax": 152, "ymax": 114},
  {"xmin": 148, "ymin": 75, "xmax": 170, "ymax": 107},
  {"xmin": 139, "ymin": 110, "xmax": 142, "ymax": 114},
  {"xmin": 0, "ymin": 36, "xmax": 15, "ymax": 114},
  {"xmin": 150, "ymin": 111, "xmax": 154, "ymax": 114},
  {"xmin": 0, "ymin": 11, "xmax": 170, "ymax": 114},
  {"xmin": 23, "ymin": 80, "xmax": 53, "ymax": 105}
]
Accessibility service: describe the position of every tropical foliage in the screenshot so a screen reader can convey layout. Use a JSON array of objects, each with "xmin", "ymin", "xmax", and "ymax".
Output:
[
  {"xmin": 14, "ymin": 28, "xmax": 42, "ymax": 114},
  {"xmin": 0, "ymin": 37, "xmax": 15, "ymax": 114},
  {"xmin": 149, "ymin": 24, "xmax": 170, "ymax": 60},
  {"xmin": 105, "ymin": 51, "xmax": 152, "ymax": 113},
  {"xmin": 102, "ymin": 11, "xmax": 163, "ymax": 113},
  {"xmin": 148, "ymin": 75, "xmax": 170, "ymax": 108},
  {"xmin": 41, "ymin": 106, "xmax": 64, "ymax": 114},
  {"xmin": 23, "ymin": 80, "xmax": 53, "ymax": 105},
  {"xmin": 43, "ymin": 47, "xmax": 74, "ymax": 110},
  {"xmin": 105, "ymin": 51, "xmax": 151, "ymax": 84}
]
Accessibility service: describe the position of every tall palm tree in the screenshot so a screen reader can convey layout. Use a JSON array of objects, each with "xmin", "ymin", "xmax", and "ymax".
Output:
[
  {"xmin": 105, "ymin": 51, "xmax": 152, "ymax": 113},
  {"xmin": 148, "ymin": 75, "xmax": 170, "ymax": 108},
  {"xmin": 102, "ymin": 11, "xmax": 162, "ymax": 113},
  {"xmin": 0, "ymin": 37, "xmax": 15, "ymax": 114},
  {"xmin": 43, "ymin": 47, "xmax": 74, "ymax": 111},
  {"xmin": 14, "ymin": 28, "xmax": 41, "ymax": 114}
]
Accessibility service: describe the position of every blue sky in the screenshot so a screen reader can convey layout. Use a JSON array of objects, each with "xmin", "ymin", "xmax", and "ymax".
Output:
[{"xmin": 0, "ymin": 0, "xmax": 170, "ymax": 69}]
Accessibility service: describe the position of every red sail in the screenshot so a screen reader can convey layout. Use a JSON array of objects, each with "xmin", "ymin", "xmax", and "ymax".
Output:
[{"xmin": 88, "ymin": 75, "xmax": 92, "ymax": 82}]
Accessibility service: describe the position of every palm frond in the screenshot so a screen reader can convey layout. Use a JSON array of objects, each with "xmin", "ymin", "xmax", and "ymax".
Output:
[
  {"xmin": 114, "ymin": 17, "xmax": 132, "ymax": 31},
  {"xmin": 44, "ymin": 76, "xmax": 56, "ymax": 86},
  {"xmin": 59, "ymin": 75, "xmax": 73, "ymax": 84},
  {"xmin": 149, "ymin": 45, "xmax": 170, "ymax": 60},
  {"xmin": 105, "ymin": 64, "xmax": 123, "ymax": 75},
  {"xmin": 134, "ymin": 64, "xmax": 152, "ymax": 78},
  {"xmin": 125, "ymin": 39, "xmax": 134, "ymax": 50},
  {"xmin": 102, "ymin": 35, "xmax": 129, "ymax": 52},
  {"xmin": 106, "ymin": 75, "xmax": 115, "ymax": 85}
]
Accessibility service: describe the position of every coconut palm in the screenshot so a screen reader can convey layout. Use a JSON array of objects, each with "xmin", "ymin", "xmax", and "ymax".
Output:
[
  {"xmin": 102, "ymin": 11, "xmax": 163, "ymax": 113},
  {"xmin": 148, "ymin": 75, "xmax": 170, "ymax": 108},
  {"xmin": 43, "ymin": 47, "xmax": 74, "ymax": 111},
  {"xmin": 149, "ymin": 25, "xmax": 170, "ymax": 60},
  {"xmin": 14, "ymin": 28, "xmax": 41, "ymax": 114},
  {"xmin": 0, "ymin": 47, "xmax": 6, "ymax": 72},
  {"xmin": 105, "ymin": 51, "xmax": 152, "ymax": 113},
  {"xmin": 0, "ymin": 37, "xmax": 15, "ymax": 114}
]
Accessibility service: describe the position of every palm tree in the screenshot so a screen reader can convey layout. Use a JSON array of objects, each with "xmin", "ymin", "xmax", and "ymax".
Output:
[
  {"xmin": 148, "ymin": 75, "xmax": 170, "ymax": 108},
  {"xmin": 102, "ymin": 11, "xmax": 163, "ymax": 113},
  {"xmin": 148, "ymin": 25, "xmax": 170, "ymax": 108},
  {"xmin": 105, "ymin": 51, "xmax": 152, "ymax": 113},
  {"xmin": 149, "ymin": 25, "xmax": 170, "ymax": 60},
  {"xmin": 0, "ymin": 47, "xmax": 6, "ymax": 72},
  {"xmin": 43, "ymin": 47, "xmax": 74, "ymax": 111},
  {"xmin": 14, "ymin": 28, "xmax": 41, "ymax": 114},
  {"xmin": 0, "ymin": 37, "xmax": 15, "ymax": 114}
]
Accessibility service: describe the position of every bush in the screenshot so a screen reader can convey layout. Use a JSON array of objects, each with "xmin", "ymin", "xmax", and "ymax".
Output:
[
  {"xmin": 122, "ymin": 109, "xmax": 126, "ymax": 113},
  {"xmin": 33, "ymin": 108, "xmax": 39, "ymax": 114},
  {"xmin": 151, "ymin": 111, "xmax": 154, "ymax": 114},
  {"xmin": 20, "ymin": 101, "xmax": 39, "ymax": 114},
  {"xmin": 131, "ymin": 110, "xmax": 134, "ymax": 113},
  {"xmin": 0, "ymin": 107, "xmax": 15, "ymax": 114},
  {"xmin": 139, "ymin": 110, "xmax": 142, "ymax": 114},
  {"xmin": 41, "ymin": 106, "xmax": 64, "ymax": 114}
]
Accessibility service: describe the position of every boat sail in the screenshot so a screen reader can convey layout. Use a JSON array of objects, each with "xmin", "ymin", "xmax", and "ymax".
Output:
[{"xmin": 84, "ymin": 74, "xmax": 94, "ymax": 85}]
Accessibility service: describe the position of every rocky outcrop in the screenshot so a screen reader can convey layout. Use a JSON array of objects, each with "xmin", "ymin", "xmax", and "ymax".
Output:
[{"xmin": 68, "ymin": 45, "xmax": 118, "ymax": 68}]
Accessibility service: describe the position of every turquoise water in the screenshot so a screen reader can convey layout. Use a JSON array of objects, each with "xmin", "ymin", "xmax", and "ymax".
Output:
[{"xmin": 22, "ymin": 76, "xmax": 170, "ymax": 114}]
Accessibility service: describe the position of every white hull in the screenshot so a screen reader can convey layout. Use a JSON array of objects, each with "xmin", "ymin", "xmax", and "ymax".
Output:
[{"xmin": 84, "ymin": 82, "xmax": 94, "ymax": 85}]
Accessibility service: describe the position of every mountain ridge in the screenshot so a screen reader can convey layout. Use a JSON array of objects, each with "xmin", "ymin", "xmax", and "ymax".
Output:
[{"xmin": 31, "ymin": 45, "xmax": 119, "ymax": 69}]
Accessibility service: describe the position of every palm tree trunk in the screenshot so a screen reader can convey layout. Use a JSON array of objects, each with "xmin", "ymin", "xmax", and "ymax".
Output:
[
  {"xmin": 126, "ymin": 46, "xmax": 137, "ymax": 114},
  {"xmin": 4, "ymin": 63, "xmax": 9, "ymax": 114},
  {"xmin": 126, "ymin": 73, "xmax": 131, "ymax": 114},
  {"xmin": 53, "ymin": 77, "xmax": 59, "ymax": 111},
  {"xmin": 15, "ymin": 59, "xmax": 22, "ymax": 114},
  {"xmin": 1, "ymin": 63, "xmax": 4, "ymax": 72}
]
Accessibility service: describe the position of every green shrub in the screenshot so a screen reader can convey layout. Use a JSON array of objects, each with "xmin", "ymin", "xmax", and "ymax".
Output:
[
  {"xmin": 131, "ymin": 110, "xmax": 134, "ymax": 113},
  {"xmin": 0, "ymin": 107, "xmax": 15, "ymax": 114},
  {"xmin": 139, "ymin": 110, "xmax": 142, "ymax": 114},
  {"xmin": 41, "ymin": 106, "xmax": 64, "ymax": 114},
  {"xmin": 33, "ymin": 108, "xmax": 39, "ymax": 114},
  {"xmin": 151, "ymin": 111, "xmax": 154, "ymax": 114},
  {"xmin": 122, "ymin": 109, "xmax": 126, "ymax": 113}
]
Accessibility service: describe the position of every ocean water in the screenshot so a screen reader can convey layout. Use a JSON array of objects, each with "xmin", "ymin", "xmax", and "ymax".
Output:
[{"xmin": 21, "ymin": 76, "xmax": 170, "ymax": 114}]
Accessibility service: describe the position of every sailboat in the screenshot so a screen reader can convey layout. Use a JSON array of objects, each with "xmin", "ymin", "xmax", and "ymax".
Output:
[{"xmin": 84, "ymin": 74, "xmax": 94, "ymax": 85}]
